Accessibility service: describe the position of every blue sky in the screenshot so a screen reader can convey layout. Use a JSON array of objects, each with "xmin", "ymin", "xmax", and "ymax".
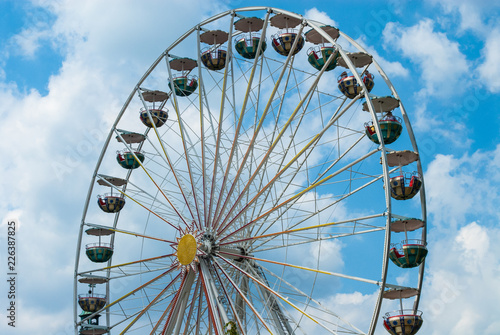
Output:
[{"xmin": 1, "ymin": 0, "xmax": 500, "ymax": 334}]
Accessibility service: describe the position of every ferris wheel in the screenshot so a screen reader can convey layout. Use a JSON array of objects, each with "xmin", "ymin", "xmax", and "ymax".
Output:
[{"xmin": 74, "ymin": 7, "xmax": 427, "ymax": 335}]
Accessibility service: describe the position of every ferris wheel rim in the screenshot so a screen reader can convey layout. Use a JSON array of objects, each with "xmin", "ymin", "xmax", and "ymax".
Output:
[{"xmin": 74, "ymin": 7, "xmax": 426, "ymax": 335}]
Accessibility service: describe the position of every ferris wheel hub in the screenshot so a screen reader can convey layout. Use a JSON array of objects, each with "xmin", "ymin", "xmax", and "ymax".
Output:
[{"xmin": 177, "ymin": 234, "xmax": 198, "ymax": 265}]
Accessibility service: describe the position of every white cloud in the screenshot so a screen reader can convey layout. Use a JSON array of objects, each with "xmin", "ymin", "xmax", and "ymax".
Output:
[
  {"xmin": 304, "ymin": 8, "xmax": 338, "ymax": 27},
  {"xmin": 478, "ymin": 28, "xmax": 500, "ymax": 93},
  {"xmin": 10, "ymin": 25, "xmax": 52, "ymax": 58},
  {"xmin": 334, "ymin": 291, "xmax": 366, "ymax": 305},
  {"xmin": 418, "ymin": 146, "xmax": 500, "ymax": 333},
  {"xmin": 425, "ymin": 154, "xmax": 473, "ymax": 226},
  {"xmin": 395, "ymin": 271, "xmax": 410, "ymax": 286},
  {"xmin": 355, "ymin": 38, "xmax": 409, "ymax": 79},
  {"xmin": 3, "ymin": 4, "xmax": 57, "ymax": 60},
  {"xmin": 421, "ymin": 222, "xmax": 500, "ymax": 334},
  {"xmin": 411, "ymin": 102, "xmax": 474, "ymax": 161},
  {"xmin": 425, "ymin": 0, "xmax": 500, "ymax": 33},
  {"xmin": 1, "ymin": 303, "xmax": 74, "ymax": 334},
  {"xmin": 308, "ymin": 239, "xmax": 344, "ymax": 271},
  {"xmin": 489, "ymin": 144, "xmax": 500, "ymax": 181},
  {"xmin": 317, "ymin": 289, "xmax": 396, "ymax": 334},
  {"xmin": 302, "ymin": 7, "xmax": 408, "ymax": 83},
  {"xmin": 383, "ymin": 19, "xmax": 470, "ymax": 97},
  {"xmin": 424, "ymin": 147, "xmax": 500, "ymax": 228},
  {"xmin": 0, "ymin": 1, "xmax": 230, "ymax": 334},
  {"xmin": 455, "ymin": 222, "xmax": 489, "ymax": 272}
]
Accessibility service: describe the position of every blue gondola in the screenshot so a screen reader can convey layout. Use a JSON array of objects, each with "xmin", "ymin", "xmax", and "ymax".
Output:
[
  {"xmin": 139, "ymin": 108, "xmax": 168, "ymax": 128},
  {"xmin": 338, "ymin": 71, "xmax": 374, "ymax": 98},
  {"xmin": 116, "ymin": 151, "xmax": 145, "ymax": 169},
  {"xmin": 383, "ymin": 310, "xmax": 423, "ymax": 335},
  {"xmin": 271, "ymin": 31, "xmax": 304, "ymax": 56},
  {"xmin": 235, "ymin": 36, "xmax": 266, "ymax": 59},
  {"xmin": 389, "ymin": 173, "xmax": 422, "ymax": 200},
  {"xmin": 171, "ymin": 76, "xmax": 198, "ymax": 97},
  {"xmin": 97, "ymin": 194, "xmax": 125, "ymax": 213},
  {"xmin": 365, "ymin": 112, "xmax": 403, "ymax": 145},
  {"xmin": 201, "ymin": 48, "xmax": 228, "ymax": 71},
  {"xmin": 307, "ymin": 46, "xmax": 339, "ymax": 71},
  {"xmin": 389, "ymin": 240, "xmax": 428, "ymax": 268}
]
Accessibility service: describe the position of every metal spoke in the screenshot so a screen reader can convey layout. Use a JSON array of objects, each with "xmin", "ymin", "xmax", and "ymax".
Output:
[{"xmin": 216, "ymin": 255, "xmax": 338, "ymax": 334}]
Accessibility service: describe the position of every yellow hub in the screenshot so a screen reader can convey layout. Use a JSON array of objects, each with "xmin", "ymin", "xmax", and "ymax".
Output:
[{"xmin": 177, "ymin": 234, "xmax": 197, "ymax": 265}]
